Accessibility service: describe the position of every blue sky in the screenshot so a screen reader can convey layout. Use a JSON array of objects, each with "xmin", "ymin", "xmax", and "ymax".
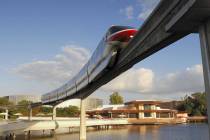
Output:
[{"xmin": 0, "ymin": 0, "xmax": 204, "ymax": 102}]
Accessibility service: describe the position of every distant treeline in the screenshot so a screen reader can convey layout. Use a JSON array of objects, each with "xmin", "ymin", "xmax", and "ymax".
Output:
[
  {"xmin": 0, "ymin": 99, "xmax": 79, "ymax": 118},
  {"xmin": 0, "ymin": 92, "xmax": 208, "ymax": 118}
]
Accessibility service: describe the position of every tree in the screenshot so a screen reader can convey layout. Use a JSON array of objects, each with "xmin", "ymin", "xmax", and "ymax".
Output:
[
  {"xmin": 0, "ymin": 97, "xmax": 13, "ymax": 106},
  {"xmin": 0, "ymin": 98, "xmax": 13, "ymax": 119},
  {"xmin": 16, "ymin": 100, "xmax": 33, "ymax": 116},
  {"xmin": 40, "ymin": 106, "xmax": 52, "ymax": 114},
  {"xmin": 57, "ymin": 105, "xmax": 79, "ymax": 117},
  {"xmin": 177, "ymin": 92, "xmax": 207, "ymax": 116},
  {"xmin": 109, "ymin": 92, "xmax": 124, "ymax": 105},
  {"xmin": 18, "ymin": 100, "xmax": 32, "ymax": 106}
]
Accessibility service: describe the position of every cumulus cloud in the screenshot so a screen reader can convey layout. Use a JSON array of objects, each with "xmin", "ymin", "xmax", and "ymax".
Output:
[
  {"xmin": 152, "ymin": 65, "xmax": 204, "ymax": 94},
  {"xmin": 120, "ymin": 5, "xmax": 134, "ymax": 19},
  {"xmin": 13, "ymin": 45, "xmax": 90, "ymax": 86},
  {"xmin": 120, "ymin": 0, "xmax": 160, "ymax": 20},
  {"xmin": 103, "ymin": 64, "xmax": 204, "ymax": 96},
  {"xmin": 102, "ymin": 68, "xmax": 154, "ymax": 92},
  {"xmin": 12, "ymin": 44, "xmax": 204, "ymax": 98},
  {"xmin": 138, "ymin": 0, "xmax": 160, "ymax": 20}
]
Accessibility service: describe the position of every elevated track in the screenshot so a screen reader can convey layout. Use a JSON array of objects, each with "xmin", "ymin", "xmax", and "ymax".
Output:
[
  {"xmin": 63, "ymin": 0, "xmax": 210, "ymax": 100},
  {"xmin": 3, "ymin": 0, "xmax": 210, "ymax": 139}
]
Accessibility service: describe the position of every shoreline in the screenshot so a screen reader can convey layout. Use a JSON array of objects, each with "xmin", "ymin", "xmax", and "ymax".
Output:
[
  {"xmin": 2, "ymin": 123, "xmax": 208, "ymax": 140},
  {"xmin": 0, "ymin": 117, "xmax": 207, "ymax": 139}
]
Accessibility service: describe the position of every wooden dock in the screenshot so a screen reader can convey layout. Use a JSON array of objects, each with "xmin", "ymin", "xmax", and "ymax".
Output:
[
  {"xmin": 187, "ymin": 116, "xmax": 208, "ymax": 123},
  {"xmin": 128, "ymin": 118, "xmax": 186, "ymax": 124}
]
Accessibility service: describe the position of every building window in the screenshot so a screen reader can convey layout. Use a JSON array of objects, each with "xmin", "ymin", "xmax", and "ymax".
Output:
[
  {"xmin": 159, "ymin": 113, "xmax": 171, "ymax": 118},
  {"xmin": 144, "ymin": 105, "xmax": 152, "ymax": 110},
  {"xmin": 129, "ymin": 113, "xmax": 138, "ymax": 118},
  {"xmin": 144, "ymin": 113, "xmax": 151, "ymax": 117}
]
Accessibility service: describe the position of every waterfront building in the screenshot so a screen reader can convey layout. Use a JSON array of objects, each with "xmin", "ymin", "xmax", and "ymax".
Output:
[
  {"xmin": 3, "ymin": 95, "xmax": 41, "ymax": 105},
  {"xmin": 87, "ymin": 100, "xmax": 177, "ymax": 119},
  {"xmin": 125, "ymin": 100, "xmax": 177, "ymax": 119}
]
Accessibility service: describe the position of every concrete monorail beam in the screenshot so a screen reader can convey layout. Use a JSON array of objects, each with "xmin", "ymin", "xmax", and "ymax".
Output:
[{"xmin": 199, "ymin": 19, "xmax": 210, "ymax": 135}]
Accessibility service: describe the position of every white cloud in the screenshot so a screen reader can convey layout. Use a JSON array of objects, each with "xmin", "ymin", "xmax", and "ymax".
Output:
[
  {"xmin": 102, "ymin": 64, "xmax": 204, "ymax": 96},
  {"xmin": 152, "ymin": 64, "xmax": 204, "ymax": 94},
  {"xmin": 13, "ymin": 45, "xmax": 90, "ymax": 87},
  {"xmin": 138, "ymin": 0, "xmax": 160, "ymax": 20},
  {"xmin": 125, "ymin": 6, "xmax": 134, "ymax": 19},
  {"xmin": 13, "ymin": 44, "xmax": 204, "ymax": 98},
  {"xmin": 102, "ymin": 68, "xmax": 154, "ymax": 93},
  {"xmin": 120, "ymin": 0, "xmax": 160, "ymax": 20},
  {"xmin": 120, "ymin": 5, "xmax": 134, "ymax": 19}
]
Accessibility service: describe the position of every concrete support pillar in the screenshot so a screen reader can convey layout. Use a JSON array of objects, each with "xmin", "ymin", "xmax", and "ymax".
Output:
[
  {"xmin": 138, "ymin": 105, "xmax": 144, "ymax": 119},
  {"xmin": 151, "ymin": 112, "xmax": 156, "ymax": 118},
  {"xmin": 168, "ymin": 113, "xmax": 171, "ymax": 118},
  {"xmin": 157, "ymin": 113, "xmax": 159, "ymax": 118},
  {"xmin": 151, "ymin": 105, "xmax": 156, "ymax": 110},
  {"xmin": 42, "ymin": 130, "xmax": 45, "ymax": 136},
  {"xmin": 138, "ymin": 112, "xmax": 144, "ymax": 119},
  {"xmin": 50, "ymin": 129, "xmax": 55, "ymax": 136},
  {"xmin": 52, "ymin": 106, "xmax": 57, "ymax": 120},
  {"xmin": 80, "ymin": 99, "xmax": 86, "ymax": 140},
  {"xmin": 5, "ymin": 109, "xmax": 8, "ymax": 120},
  {"xmin": 24, "ymin": 131, "xmax": 28, "ymax": 140},
  {"xmin": 13, "ymin": 133, "xmax": 16, "ymax": 139},
  {"xmin": 24, "ymin": 131, "xmax": 31, "ymax": 140},
  {"xmin": 28, "ymin": 107, "xmax": 32, "ymax": 121},
  {"xmin": 199, "ymin": 19, "xmax": 210, "ymax": 136}
]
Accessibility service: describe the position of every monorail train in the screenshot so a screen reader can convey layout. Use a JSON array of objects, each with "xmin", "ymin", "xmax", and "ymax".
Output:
[{"xmin": 41, "ymin": 25, "xmax": 137, "ymax": 104}]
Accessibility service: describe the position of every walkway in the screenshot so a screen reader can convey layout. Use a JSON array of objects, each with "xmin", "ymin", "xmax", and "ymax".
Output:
[{"xmin": 0, "ymin": 118, "xmax": 128, "ymax": 136}]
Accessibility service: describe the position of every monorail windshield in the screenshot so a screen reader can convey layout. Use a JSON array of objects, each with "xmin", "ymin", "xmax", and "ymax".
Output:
[{"xmin": 109, "ymin": 26, "xmax": 134, "ymax": 35}]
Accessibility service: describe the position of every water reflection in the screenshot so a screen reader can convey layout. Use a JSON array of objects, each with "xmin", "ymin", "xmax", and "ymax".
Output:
[
  {"xmin": 126, "ymin": 125, "xmax": 160, "ymax": 140},
  {"xmin": 16, "ymin": 124, "xmax": 209, "ymax": 140}
]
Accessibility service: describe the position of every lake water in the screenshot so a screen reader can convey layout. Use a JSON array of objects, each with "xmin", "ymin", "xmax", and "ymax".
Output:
[{"xmin": 16, "ymin": 124, "xmax": 209, "ymax": 140}]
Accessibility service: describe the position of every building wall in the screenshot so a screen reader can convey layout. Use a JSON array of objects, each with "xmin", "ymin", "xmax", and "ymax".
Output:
[
  {"xmin": 88, "ymin": 101, "xmax": 177, "ymax": 119},
  {"xmin": 56, "ymin": 98, "xmax": 103, "ymax": 110},
  {"xmin": 138, "ymin": 104, "xmax": 157, "ymax": 118},
  {"xmin": 151, "ymin": 105, "xmax": 156, "ymax": 118},
  {"xmin": 138, "ymin": 105, "xmax": 144, "ymax": 119},
  {"xmin": 4, "ymin": 95, "xmax": 41, "ymax": 105},
  {"xmin": 85, "ymin": 98, "xmax": 103, "ymax": 110}
]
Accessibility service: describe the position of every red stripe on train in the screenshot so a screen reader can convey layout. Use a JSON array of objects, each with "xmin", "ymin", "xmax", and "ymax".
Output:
[{"xmin": 108, "ymin": 29, "xmax": 137, "ymax": 42}]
